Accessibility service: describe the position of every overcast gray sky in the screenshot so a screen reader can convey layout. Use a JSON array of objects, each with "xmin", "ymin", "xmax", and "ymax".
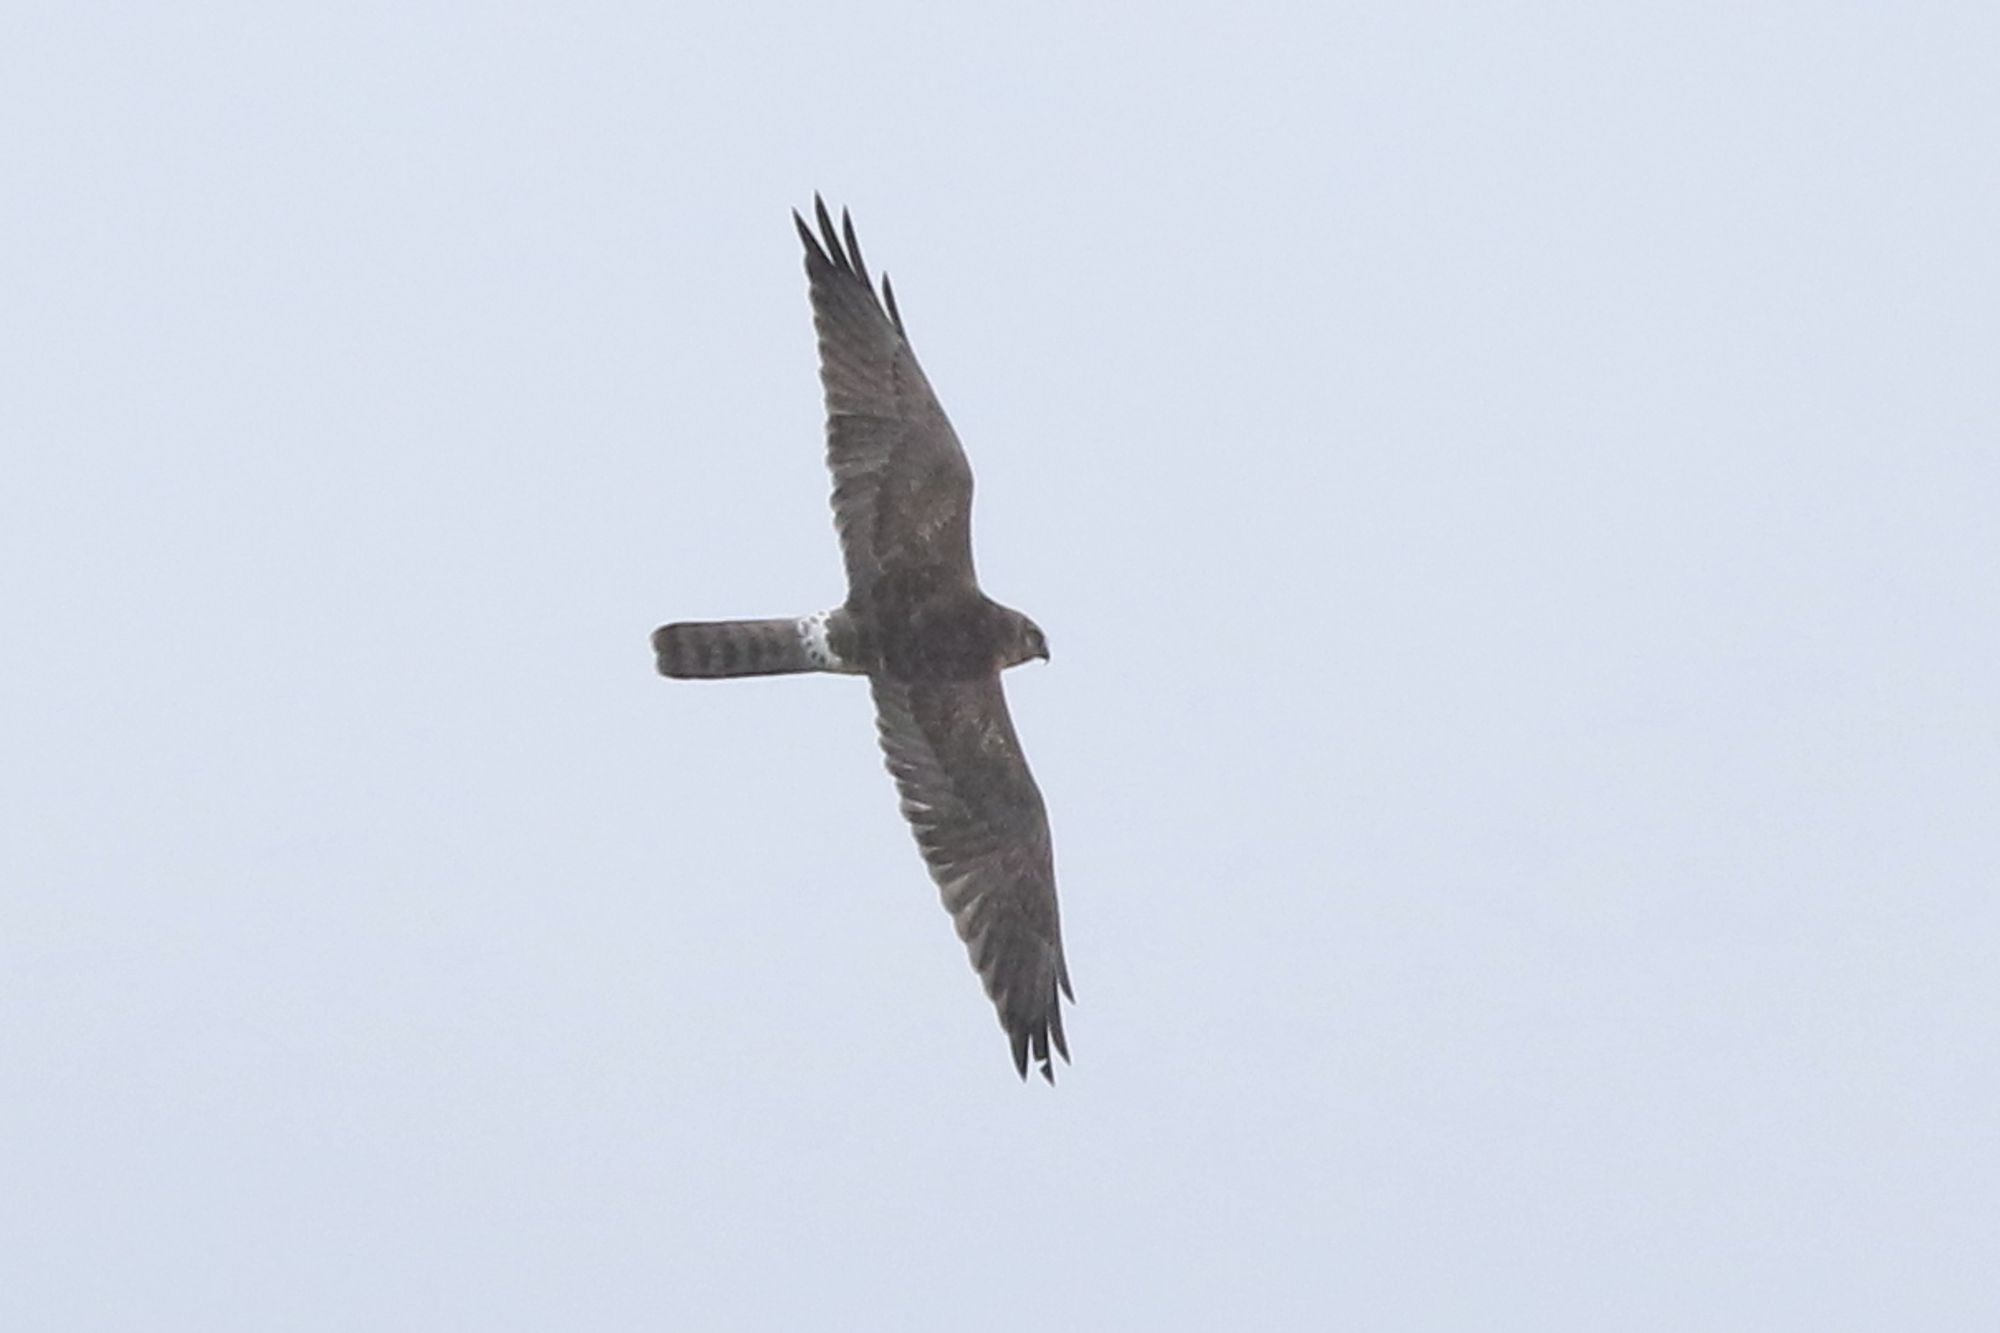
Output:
[{"xmin": 5, "ymin": 2, "xmax": 1996, "ymax": 1329}]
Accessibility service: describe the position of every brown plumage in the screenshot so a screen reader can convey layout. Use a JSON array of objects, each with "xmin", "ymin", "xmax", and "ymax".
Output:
[{"xmin": 652, "ymin": 198, "xmax": 1072, "ymax": 1082}]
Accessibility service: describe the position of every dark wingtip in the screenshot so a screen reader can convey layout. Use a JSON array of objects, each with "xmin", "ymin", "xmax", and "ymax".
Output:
[
  {"xmin": 841, "ymin": 207, "xmax": 870, "ymax": 283},
  {"xmin": 882, "ymin": 272, "xmax": 904, "ymax": 334},
  {"xmin": 796, "ymin": 197, "xmax": 907, "ymax": 337},
  {"xmin": 812, "ymin": 195, "xmax": 845, "ymax": 271},
  {"xmin": 1006, "ymin": 1007, "xmax": 1071, "ymax": 1085},
  {"xmin": 793, "ymin": 208, "xmax": 826, "ymax": 264}
]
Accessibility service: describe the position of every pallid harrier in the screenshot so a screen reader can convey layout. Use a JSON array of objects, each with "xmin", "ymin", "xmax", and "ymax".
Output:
[{"xmin": 652, "ymin": 199, "xmax": 1073, "ymax": 1082}]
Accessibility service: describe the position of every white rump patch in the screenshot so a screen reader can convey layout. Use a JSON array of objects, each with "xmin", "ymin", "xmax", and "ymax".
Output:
[{"xmin": 796, "ymin": 610, "xmax": 847, "ymax": 671}]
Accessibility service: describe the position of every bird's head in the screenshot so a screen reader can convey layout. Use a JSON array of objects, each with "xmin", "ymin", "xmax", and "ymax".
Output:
[{"xmin": 1000, "ymin": 608, "xmax": 1050, "ymax": 669}]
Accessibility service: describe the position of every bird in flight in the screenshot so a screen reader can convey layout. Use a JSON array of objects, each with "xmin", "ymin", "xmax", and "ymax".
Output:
[{"xmin": 652, "ymin": 198, "xmax": 1073, "ymax": 1082}]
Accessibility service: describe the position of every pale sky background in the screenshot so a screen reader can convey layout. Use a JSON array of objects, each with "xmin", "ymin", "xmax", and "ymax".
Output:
[{"xmin": 4, "ymin": 3, "xmax": 1996, "ymax": 1329}]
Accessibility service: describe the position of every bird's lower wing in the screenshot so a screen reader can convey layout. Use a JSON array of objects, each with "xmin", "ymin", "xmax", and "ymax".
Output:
[{"xmin": 870, "ymin": 675, "xmax": 1072, "ymax": 1081}]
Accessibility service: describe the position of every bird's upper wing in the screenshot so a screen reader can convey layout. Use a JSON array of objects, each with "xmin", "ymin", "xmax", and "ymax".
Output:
[
  {"xmin": 795, "ymin": 199, "xmax": 977, "ymax": 595},
  {"xmin": 871, "ymin": 674, "xmax": 1073, "ymax": 1082}
]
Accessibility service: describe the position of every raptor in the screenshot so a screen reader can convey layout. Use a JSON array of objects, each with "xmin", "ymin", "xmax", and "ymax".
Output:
[{"xmin": 652, "ymin": 199, "xmax": 1073, "ymax": 1082}]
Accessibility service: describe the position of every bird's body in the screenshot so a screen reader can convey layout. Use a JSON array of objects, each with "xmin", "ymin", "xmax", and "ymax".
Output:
[{"xmin": 652, "ymin": 199, "xmax": 1073, "ymax": 1082}]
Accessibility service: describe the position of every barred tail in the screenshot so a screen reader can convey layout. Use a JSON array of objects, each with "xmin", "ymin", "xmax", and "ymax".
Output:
[{"xmin": 652, "ymin": 614, "xmax": 849, "ymax": 679}]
